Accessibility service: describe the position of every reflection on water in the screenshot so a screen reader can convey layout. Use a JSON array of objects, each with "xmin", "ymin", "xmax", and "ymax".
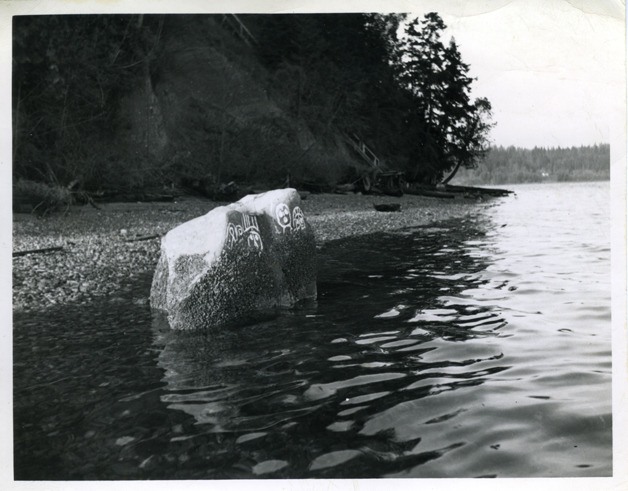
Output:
[{"xmin": 13, "ymin": 182, "xmax": 611, "ymax": 479}]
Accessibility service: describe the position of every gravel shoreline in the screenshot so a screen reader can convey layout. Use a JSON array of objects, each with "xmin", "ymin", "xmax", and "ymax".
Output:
[{"xmin": 12, "ymin": 192, "xmax": 490, "ymax": 312}]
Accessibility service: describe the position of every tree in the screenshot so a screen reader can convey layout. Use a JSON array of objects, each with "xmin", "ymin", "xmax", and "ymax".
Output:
[
  {"xmin": 253, "ymin": 14, "xmax": 407, "ymax": 145},
  {"xmin": 12, "ymin": 15, "xmax": 164, "ymax": 189},
  {"xmin": 396, "ymin": 13, "xmax": 494, "ymax": 183}
]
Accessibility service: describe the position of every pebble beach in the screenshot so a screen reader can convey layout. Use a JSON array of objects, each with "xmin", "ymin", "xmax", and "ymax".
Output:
[{"xmin": 12, "ymin": 192, "xmax": 487, "ymax": 312}]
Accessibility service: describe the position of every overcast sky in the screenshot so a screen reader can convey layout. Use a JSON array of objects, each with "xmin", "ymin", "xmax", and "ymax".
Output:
[{"xmin": 425, "ymin": 0, "xmax": 625, "ymax": 149}]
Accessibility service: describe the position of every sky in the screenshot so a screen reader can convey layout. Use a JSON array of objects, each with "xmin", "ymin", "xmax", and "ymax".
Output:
[{"xmin": 429, "ymin": 0, "xmax": 625, "ymax": 149}]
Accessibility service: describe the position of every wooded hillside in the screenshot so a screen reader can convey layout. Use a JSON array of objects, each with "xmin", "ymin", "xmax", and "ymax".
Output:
[{"xmin": 13, "ymin": 13, "xmax": 494, "ymax": 206}]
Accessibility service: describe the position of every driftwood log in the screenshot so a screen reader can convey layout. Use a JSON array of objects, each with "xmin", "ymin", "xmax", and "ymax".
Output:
[
  {"xmin": 13, "ymin": 246, "xmax": 64, "ymax": 257},
  {"xmin": 124, "ymin": 234, "xmax": 163, "ymax": 243},
  {"xmin": 406, "ymin": 183, "xmax": 513, "ymax": 199},
  {"xmin": 444, "ymin": 184, "xmax": 513, "ymax": 197},
  {"xmin": 374, "ymin": 203, "xmax": 402, "ymax": 212}
]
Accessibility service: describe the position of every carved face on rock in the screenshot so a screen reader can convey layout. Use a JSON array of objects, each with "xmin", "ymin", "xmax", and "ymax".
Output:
[
  {"xmin": 292, "ymin": 206, "xmax": 306, "ymax": 231},
  {"xmin": 275, "ymin": 203, "xmax": 292, "ymax": 232},
  {"xmin": 247, "ymin": 230, "xmax": 263, "ymax": 252},
  {"xmin": 226, "ymin": 223, "xmax": 239, "ymax": 249}
]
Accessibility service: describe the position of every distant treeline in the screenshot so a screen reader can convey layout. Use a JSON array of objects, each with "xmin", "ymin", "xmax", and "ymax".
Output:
[{"xmin": 453, "ymin": 144, "xmax": 610, "ymax": 185}]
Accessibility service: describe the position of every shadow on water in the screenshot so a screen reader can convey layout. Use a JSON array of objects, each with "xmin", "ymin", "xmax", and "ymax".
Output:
[{"xmin": 13, "ymin": 203, "xmax": 611, "ymax": 479}]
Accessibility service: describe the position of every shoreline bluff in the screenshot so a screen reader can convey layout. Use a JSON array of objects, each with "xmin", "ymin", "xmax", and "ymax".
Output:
[{"xmin": 12, "ymin": 192, "xmax": 496, "ymax": 313}]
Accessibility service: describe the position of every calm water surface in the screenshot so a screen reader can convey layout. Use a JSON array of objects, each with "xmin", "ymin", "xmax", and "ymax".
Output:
[{"xmin": 13, "ymin": 181, "xmax": 611, "ymax": 479}]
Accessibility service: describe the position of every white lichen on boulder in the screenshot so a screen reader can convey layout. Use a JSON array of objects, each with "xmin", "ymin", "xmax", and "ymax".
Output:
[{"xmin": 150, "ymin": 188, "xmax": 317, "ymax": 330}]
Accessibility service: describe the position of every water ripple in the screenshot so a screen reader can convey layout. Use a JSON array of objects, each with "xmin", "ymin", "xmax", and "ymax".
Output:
[{"xmin": 13, "ymin": 183, "xmax": 611, "ymax": 479}]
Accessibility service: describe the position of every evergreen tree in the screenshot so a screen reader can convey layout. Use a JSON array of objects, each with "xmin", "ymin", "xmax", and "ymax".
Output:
[
  {"xmin": 396, "ymin": 13, "xmax": 494, "ymax": 183},
  {"xmin": 253, "ymin": 13, "xmax": 406, "ymax": 145},
  {"xmin": 13, "ymin": 15, "xmax": 164, "ymax": 187}
]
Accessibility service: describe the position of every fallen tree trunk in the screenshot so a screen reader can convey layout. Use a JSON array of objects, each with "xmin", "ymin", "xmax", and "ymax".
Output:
[
  {"xmin": 124, "ymin": 234, "xmax": 163, "ymax": 243},
  {"xmin": 13, "ymin": 246, "xmax": 63, "ymax": 257},
  {"xmin": 406, "ymin": 183, "xmax": 513, "ymax": 199},
  {"xmin": 406, "ymin": 187, "xmax": 456, "ymax": 199},
  {"xmin": 444, "ymin": 184, "xmax": 513, "ymax": 197}
]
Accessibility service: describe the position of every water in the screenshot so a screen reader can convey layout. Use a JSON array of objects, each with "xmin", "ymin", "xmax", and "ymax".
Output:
[{"xmin": 13, "ymin": 181, "xmax": 612, "ymax": 479}]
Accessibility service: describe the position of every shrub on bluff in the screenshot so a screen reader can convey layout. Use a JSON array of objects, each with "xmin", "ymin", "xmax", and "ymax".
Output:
[{"xmin": 150, "ymin": 188, "xmax": 317, "ymax": 330}]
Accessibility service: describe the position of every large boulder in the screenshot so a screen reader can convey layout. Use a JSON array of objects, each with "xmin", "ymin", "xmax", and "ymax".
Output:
[{"xmin": 150, "ymin": 188, "xmax": 317, "ymax": 330}]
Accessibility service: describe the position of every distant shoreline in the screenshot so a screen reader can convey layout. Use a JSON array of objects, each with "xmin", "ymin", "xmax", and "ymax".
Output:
[
  {"xmin": 454, "ymin": 177, "xmax": 611, "ymax": 187},
  {"xmin": 12, "ymin": 192, "xmax": 497, "ymax": 313}
]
